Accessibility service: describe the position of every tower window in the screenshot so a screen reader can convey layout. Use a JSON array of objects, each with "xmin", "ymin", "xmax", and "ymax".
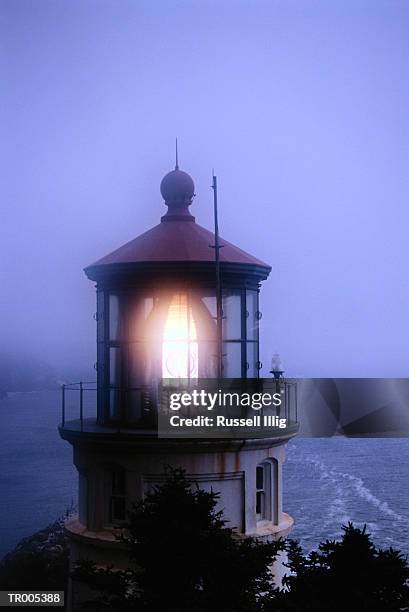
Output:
[
  {"xmin": 256, "ymin": 462, "xmax": 272, "ymax": 521},
  {"xmin": 256, "ymin": 465, "xmax": 265, "ymax": 518},
  {"xmin": 109, "ymin": 469, "xmax": 127, "ymax": 524}
]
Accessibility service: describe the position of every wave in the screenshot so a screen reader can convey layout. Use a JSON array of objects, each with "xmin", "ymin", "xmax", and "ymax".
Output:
[{"xmin": 287, "ymin": 444, "xmax": 407, "ymax": 525}]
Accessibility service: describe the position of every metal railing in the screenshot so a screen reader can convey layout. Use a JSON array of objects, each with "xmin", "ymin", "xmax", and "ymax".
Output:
[
  {"xmin": 282, "ymin": 380, "xmax": 298, "ymax": 424},
  {"xmin": 158, "ymin": 378, "xmax": 299, "ymax": 426},
  {"xmin": 61, "ymin": 381, "xmax": 97, "ymax": 430},
  {"xmin": 60, "ymin": 379, "xmax": 298, "ymax": 432},
  {"xmin": 60, "ymin": 382, "xmax": 155, "ymax": 432}
]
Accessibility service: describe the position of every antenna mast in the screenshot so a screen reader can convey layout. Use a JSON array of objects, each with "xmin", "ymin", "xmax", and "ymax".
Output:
[
  {"xmin": 212, "ymin": 172, "xmax": 223, "ymax": 379},
  {"xmin": 175, "ymin": 137, "xmax": 179, "ymax": 170}
]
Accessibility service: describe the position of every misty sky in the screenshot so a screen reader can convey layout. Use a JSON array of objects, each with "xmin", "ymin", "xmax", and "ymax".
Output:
[{"xmin": 1, "ymin": 0, "xmax": 408, "ymax": 377}]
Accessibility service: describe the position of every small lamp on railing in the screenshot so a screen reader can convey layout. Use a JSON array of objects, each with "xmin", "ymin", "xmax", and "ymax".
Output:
[
  {"xmin": 270, "ymin": 353, "xmax": 284, "ymax": 380},
  {"xmin": 270, "ymin": 353, "xmax": 284, "ymax": 416}
]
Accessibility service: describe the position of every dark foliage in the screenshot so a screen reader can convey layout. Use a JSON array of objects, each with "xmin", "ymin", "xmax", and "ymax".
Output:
[
  {"xmin": 269, "ymin": 523, "xmax": 409, "ymax": 612},
  {"xmin": 73, "ymin": 470, "xmax": 409, "ymax": 611},
  {"xmin": 0, "ymin": 519, "xmax": 69, "ymax": 591},
  {"xmin": 73, "ymin": 467, "xmax": 282, "ymax": 611},
  {"xmin": 2, "ymin": 478, "xmax": 409, "ymax": 612}
]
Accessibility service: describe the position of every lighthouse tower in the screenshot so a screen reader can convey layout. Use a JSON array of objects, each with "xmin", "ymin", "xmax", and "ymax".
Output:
[{"xmin": 59, "ymin": 162, "xmax": 298, "ymax": 607}]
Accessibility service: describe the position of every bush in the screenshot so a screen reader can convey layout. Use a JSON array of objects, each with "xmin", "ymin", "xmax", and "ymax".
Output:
[
  {"xmin": 74, "ymin": 469, "xmax": 409, "ymax": 611},
  {"xmin": 0, "ymin": 518, "xmax": 69, "ymax": 591},
  {"xmin": 270, "ymin": 523, "xmax": 409, "ymax": 612},
  {"xmin": 73, "ymin": 467, "xmax": 282, "ymax": 611}
]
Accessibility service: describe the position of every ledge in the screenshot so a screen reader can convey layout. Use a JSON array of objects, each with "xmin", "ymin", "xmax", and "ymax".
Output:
[
  {"xmin": 65, "ymin": 519, "xmax": 127, "ymax": 551},
  {"xmin": 59, "ymin": 418, "xmax": 299, "ymax": 452},
  {"xmin": 253, "ymin": 513, "xmax": 294, "ymax": 539},
  {"xmin": 65, "ymin": 513, "xmax": 294, "ymax": 550}
]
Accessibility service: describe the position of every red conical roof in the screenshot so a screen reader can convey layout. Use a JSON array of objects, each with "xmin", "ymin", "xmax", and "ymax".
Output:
[
  {"xmin": 88, "ymin": 220, "xmax": 270, "ymax": 268},
  {"xmin": 86, "ymin": 167, "xmax": 271, "ymax": 272}
]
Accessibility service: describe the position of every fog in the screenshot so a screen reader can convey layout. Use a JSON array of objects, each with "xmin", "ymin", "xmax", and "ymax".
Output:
[{"xmin": 2, "ymin": 0, "xmax": 408, "ymax": 380}]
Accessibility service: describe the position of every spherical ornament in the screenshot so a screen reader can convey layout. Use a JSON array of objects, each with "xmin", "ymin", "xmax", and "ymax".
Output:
[{"xmin": 160, "ymin": 169, "xmax": 195, "ymax": 206}]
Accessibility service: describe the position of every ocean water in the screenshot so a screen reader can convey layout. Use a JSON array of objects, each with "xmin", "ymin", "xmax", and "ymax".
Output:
[
  {"xmin": 0, "ymin": 391, "xmax": 77, "ymax": 559},
  {"xmin": 284, "ymin": 437, "xmax": 409, "ymax": 555},
  {"xmin": 0, "ymin": 391, "xmax": 408, "ymax": 559}
]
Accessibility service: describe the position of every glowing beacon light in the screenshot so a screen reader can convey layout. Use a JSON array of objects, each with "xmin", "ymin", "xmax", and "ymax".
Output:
[{"xmin": 162, "ymin": 294, "xmax": 198, "ymax": 378}]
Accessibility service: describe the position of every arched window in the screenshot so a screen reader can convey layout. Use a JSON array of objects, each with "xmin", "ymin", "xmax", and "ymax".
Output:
[{"xmin": 256, "ymin": 462, "xmax": 272, "ymax": 521}]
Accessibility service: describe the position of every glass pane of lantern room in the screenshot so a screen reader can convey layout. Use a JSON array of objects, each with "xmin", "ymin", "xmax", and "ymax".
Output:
[
  {"xmin": 187, "ymin": 291, "xmax": 218, "ymax": 378},
  {"xmin": 201, "ymin": 295, "xmax": 217, "ymax": 320},
  {"xmin": 247, "ymin": 342, "xmax": 259, "ymax": 378},
  {"xmin": 128, "ymin": 343, "xmax": 147, "ymax": 388},
  {"xmin": 109, "ymin": 294, "xmax": 123, "ymax": 341},
  {"xmin": 246, "ymin": 290, "xmax": 259, "ymax": 341},
  {"xmin": 222, "ymin": 293, "xmax": 242, "ymax": 340},
  {"xmin": 222, "ymin": 342, "xmax": 243, "ymax": 377},
  {"xmin": 128, "ymin": 295, "xmax": 154, "ymax": 341},
  {"xmin": 97, "ymin": 291, "xmax": 105, "ymax": 342},
  {"xmin": 109, "ymin": 347, "xmax": 121, "ymax": 386},
  {"xmin": 198, "ymin": 341, "xmax": 218, "ymax": 378}
]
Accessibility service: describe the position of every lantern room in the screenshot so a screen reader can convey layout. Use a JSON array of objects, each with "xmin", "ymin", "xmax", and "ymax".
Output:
[{"xmin": 84, "ymin": 166, "xmax": 271, "ymax": 427}]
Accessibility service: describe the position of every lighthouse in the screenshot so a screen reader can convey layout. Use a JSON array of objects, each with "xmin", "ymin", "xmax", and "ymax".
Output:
[{"xmin": 59, "ymin": 160, "xmax": 298, "ymax": 607}]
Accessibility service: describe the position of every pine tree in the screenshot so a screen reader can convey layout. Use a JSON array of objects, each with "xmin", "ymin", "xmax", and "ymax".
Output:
[
  {"xmin": 73, "ymin": 467, "xmax": 282, "ymax": 611},
  {"xmin": 270, "ymin": 523, "xmax": 409, "ymax": 612}
]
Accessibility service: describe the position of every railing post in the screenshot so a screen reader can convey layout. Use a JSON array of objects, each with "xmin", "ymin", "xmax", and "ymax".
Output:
[
  {"xmin": 295, "ymin": 383, "xmax": 298, "ymax": 423},
  {"xmin": 61, "ymin": 384, "xmax": 65, "ymax": 427},
  {"xmin": 80, "ymin": 381, "xmax": 83, "ymax": 431}
]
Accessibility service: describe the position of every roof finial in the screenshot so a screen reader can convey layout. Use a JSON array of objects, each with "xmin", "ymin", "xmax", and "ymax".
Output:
[{"xmin": 175, "ymin": 137, "xmax": 179, "ymax": 170}]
